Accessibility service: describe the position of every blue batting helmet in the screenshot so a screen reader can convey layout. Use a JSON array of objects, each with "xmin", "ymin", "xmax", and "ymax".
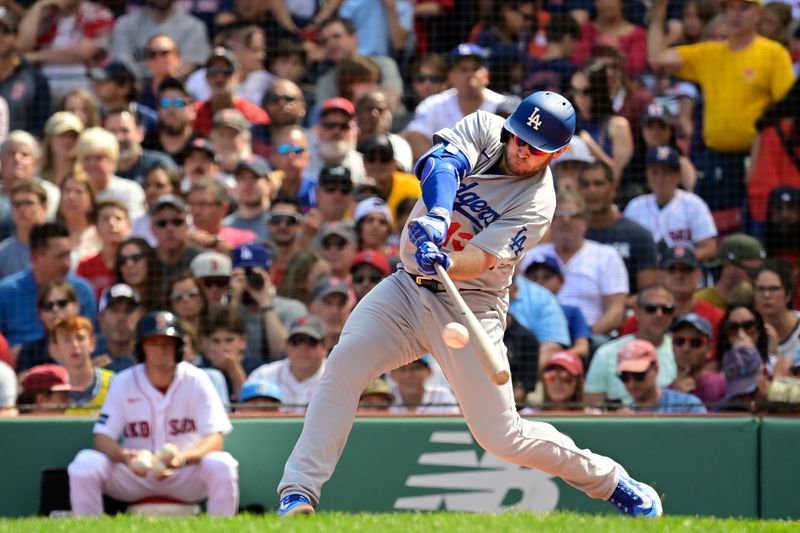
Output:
[{"xmin": 503, "ymin": 91, "xmax": 576, "ymax": 153}]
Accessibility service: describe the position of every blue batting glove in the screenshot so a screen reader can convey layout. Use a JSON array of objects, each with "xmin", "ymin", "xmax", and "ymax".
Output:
[
  {"xmin": 408, "ymin": 208, "xmax": 450, "ymax": 247},
  {"xmin": 415, "ymin": 241, "xmax": 452, "ymax": 276}
]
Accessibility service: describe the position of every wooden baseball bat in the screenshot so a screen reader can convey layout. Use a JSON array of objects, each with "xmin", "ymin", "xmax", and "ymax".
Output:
[{"xmin": 433, "ymin": 263, "xmax": 511, "ymax": 386}]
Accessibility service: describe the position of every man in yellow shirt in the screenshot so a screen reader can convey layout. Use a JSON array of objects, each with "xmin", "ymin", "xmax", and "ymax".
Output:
[
  {"xmin": 359, "ymin": 133, "xmax": 421, "ymax": 227},
  {"xmin": 648, "ymin": 0, "xmax": 795, "ymax": 216}
]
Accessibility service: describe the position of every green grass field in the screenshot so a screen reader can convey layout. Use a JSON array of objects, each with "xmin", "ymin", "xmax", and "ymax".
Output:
[{"xmin": 0, "ymin": 512, "xmax": 796, "ymax": 533}]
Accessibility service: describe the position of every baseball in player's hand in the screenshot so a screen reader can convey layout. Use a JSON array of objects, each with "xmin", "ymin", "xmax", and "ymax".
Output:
[
  {"xmin": 415, "ymin": 242, "xmax": 452, "ymax": 276},
  {"xmin": 408, "ymin": 210, "xmax": 450, "ymax": 247}
]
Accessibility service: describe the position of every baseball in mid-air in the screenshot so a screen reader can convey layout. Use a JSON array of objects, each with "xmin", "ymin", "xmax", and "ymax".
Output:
[
  {"xmin": 442, "ymin": 322, "xmax": 469, "ymax": 349},
  {"xmin": 130, "ymin": 450, "xmax": 154, "ymax": 476}
]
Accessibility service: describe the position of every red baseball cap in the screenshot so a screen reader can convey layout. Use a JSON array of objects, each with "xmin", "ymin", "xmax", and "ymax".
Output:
[
  {"xmin": 321, "ymin": 97, "xmax": 355, "ymax": 117},
  {"xmin": 543, "ymin": 351, "xmax": 584, "ymax": 377},
  {"xmin": 350, "ymin": 250, "xmax": 391, "ymax": 276},
  {"xmin": 617, "ymin": 339, "xmax": 658, "ymax": 373},
  {"xmin": 21, "ymin": 365, "xmax": 79, "ymax": 394}
]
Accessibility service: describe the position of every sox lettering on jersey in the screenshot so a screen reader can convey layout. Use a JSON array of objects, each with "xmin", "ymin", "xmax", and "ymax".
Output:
[{"xmin": 169, "ymin": 418, "xmax": 198, "ymax": 435}]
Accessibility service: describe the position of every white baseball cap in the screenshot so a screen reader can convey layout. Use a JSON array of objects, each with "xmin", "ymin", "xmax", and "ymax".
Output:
[
  {"xmin": 190, "ymin": 251, "xmax": 232, "ymax": 278},
  {"xmin": 354, "ymin": 196, "xmax": 393, "ymax": 225},
  {"xmin": 553, "ymin": 136, "xmax": 594, "ymax": 166}
]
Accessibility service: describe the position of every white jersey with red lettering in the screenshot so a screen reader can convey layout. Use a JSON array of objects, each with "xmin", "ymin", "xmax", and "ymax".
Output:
[
  {"xmin": 622, "ymin": 189, "xmax": 717, "ymax": 248},
  {"xmin": 94, "ymin": 362, "xmax": 232, "ymax": 451}
]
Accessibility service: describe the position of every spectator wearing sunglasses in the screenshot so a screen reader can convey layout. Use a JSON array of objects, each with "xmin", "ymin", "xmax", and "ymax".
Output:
[
  {"xmin": 402, "ymin": 44, "xmax": 506, "ymax": 162},
  {"xmin": 585, "ymin": 285, "xmax": 678, "ymax": 408},
  {"xmin": 314, "ymin": 165, "xmax": 356, "ymax": 225},
  {"xmin": 269, "ymin": 126, "xmax": 316, "ymax": 211},
  {"xmin": 138, "ymin": 35, "xmax": 182, "ymax": 111},
  {"xmin": 539, "ymin": 351, "xmax": 589, "ymax": 412},
  {"xmin": 131, "ymin": 163, "xmax": 181, "ymax": 246},
  {"xmin": 142, "ymin": 78, "xmax": 199, "ymax": 167},
  {"xmin": 150, "ymin": 195, "xmax": 202, "ymax": 289},
  {"xmin": 114, "ymin": 237, "xmax": 164, "ymax": 312},
  {"xmin": 263, "ymin": 80, "xmax": 307, "ymax": 129},
  {"xmin": 265, "ymin": 199, "xmax": 305, "ymax": 286},
  {"xmin": 16, "ymin": 280, "xmax": 82, "ymax": 373},
  {"xmin": 619, "ymin": 246, "xmax": 724, "ymax": 351},
  {"xmin": 245, "ymin": 315, "xmax": 328, "ymax": 413},
  {"xmin": 308, "ymin": 97, "xmax": 366, "ymax": 185},
  {"xmin": 350, "ymin": 250, "xmax": 390, "ymax": 303},
  {"xmin": 191, "ymin": 251, "xmax": 232, "ymax": 306},
  {"xmin": 315, "ymin": 223, "xmax": 358, "ymax": 281},
  {"xmin": 187, "ymin": 179, "xmax": 256, "ymax": 252},
  {"xmin": 77, "ymin": 128, "xmax": 147, "ymax": 221},
  {"xmin": 192, "ymin": 47, "xmax": 270, "ymax": 139},
  {"xmin": 719, "ymin": 304, "xmax": 777, "ymax": 374},
  {"xmin": 669, "ymin": 313, "xmax": 726, "ymax": 405},
  {"xmin": 110, "ymin": 0, "xmax": 210, "ymax": 80},
  {"xmin": 695, "ymin": 234, "xmax": 765, "ymax": 312},
  {"xmin": 167, "ymin": 271, "xmax": 208, "ymax": 335},
  {"xmin": 224, "ymin": 155, "xmax": 272, "ymax": 242},
  {"xmin": 616, "ymin": 339, "xmax": 706, "ymax": 414},
  {"xmin": 358, "ymin": 134, "xmax": 421, "ymax": 226}
]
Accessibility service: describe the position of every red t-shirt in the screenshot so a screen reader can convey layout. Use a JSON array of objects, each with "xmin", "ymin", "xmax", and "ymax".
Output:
[
  {"xmin": 571, "ymin": 22, "xmax": 648, "ymax": 77},
  {"xmin": 77, "ymin": 253, "xmax": 116, "ymax": 301},
  {"xmin": 193, "ymin": 98, "xmax": 270, "ymax": 137}
]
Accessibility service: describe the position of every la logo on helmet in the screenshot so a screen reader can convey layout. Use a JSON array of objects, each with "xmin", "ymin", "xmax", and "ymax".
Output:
[{"xmin": 527, "ymin": 107, "xmax": 542, "ymax": 131}]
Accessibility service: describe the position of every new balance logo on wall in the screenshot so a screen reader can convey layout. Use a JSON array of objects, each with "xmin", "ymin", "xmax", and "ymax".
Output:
[{"xmin": 394, "ymin": 431, "xmax": 559, "ymax": 512}]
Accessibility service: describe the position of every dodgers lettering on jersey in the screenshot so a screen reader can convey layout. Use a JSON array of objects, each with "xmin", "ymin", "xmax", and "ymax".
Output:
[
  {"xmin": 399, "ymin": 111, "xmax": 556, "ymax": 297},
  {"xmin": 93, "ymin": 362, "xmax": 232, "ymax": 452}
]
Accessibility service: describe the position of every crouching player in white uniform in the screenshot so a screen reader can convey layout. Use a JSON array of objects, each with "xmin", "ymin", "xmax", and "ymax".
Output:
[{"xmin": 68, "ymin": 311, "xmax": 239, "ymax": 516}]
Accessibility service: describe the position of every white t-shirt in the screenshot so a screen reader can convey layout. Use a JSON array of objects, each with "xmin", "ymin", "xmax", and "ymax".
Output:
[
  {"xmin": 0, "ymin": 360, "xmax": 15, "ymax": 408},
  {"xmin": 245, "ymin": 358, "xmax": 326, "ymax": 414},
  {"xmin": 527, "ymin": 240, "xmax": 629, "ymax": 326},
  {"xmin": 93, "ymin": 362, "xmax": 232, "ymax": 451},
  {"xmin": 404, "ymin": 88, "xmax": 507, "ymax": 139},
  {"xmin": 623, "ymin": 189, "xmax": 717, "ymax": 248},
  {"xmin": 778, "ymin": 310, "xmax": 800, "ymax": 365},
  {"xmin": 389, "ymin": 383, "xmax": 460, "ymax": 414},
  {"xmin": 96, "ymin": 177, "xmax": 146, "ymax": 220}
]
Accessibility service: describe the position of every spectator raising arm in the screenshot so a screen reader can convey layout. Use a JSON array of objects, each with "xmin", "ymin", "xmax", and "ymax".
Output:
[{"xmin": 647, "ymin": 0, "xmax": 683, "ymax": 71}]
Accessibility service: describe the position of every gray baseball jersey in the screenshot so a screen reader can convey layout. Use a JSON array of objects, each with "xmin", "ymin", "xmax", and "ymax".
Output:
[
  {"xmin": 400, "ymin": 111, "xmax": 556, "ymax": 298},
  {"xmin": 279, "ymin": 109, "xmax": 623, "ymax": 509}
]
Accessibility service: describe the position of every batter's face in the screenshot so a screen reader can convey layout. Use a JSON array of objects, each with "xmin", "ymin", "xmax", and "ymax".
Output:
[{"xmin": 502, "ymin": 138, "xmax": 564, "ymax": 177}]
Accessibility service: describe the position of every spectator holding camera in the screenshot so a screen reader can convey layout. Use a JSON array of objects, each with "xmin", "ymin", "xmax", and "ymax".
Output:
[{"xmin": 230, "ymin": 243, "xmax": 297, "ymax": 364}]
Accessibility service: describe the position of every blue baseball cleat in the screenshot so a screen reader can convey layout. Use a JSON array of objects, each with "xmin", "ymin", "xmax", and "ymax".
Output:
[
  {"xmin": 278, "ymin": 494, "xmax": 315, "ymax": 517},
  {"xmin": 608, "ymin": 470, "xmax": 663, "ymax": 518}
]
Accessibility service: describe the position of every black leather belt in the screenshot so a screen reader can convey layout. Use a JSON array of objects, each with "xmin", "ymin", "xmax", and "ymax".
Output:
[{"xmin": 406, "ymin": 271, "xmax": 447, "ymax": 293}]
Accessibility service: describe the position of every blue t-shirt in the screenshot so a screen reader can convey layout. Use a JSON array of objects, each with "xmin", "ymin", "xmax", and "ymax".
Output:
[
  {"xmin": 0, "ymin": 270, "xmax": 97, "ymax": 346},
  {"xmin": 339, "ymin": 0, "xmax": 414, "ymax": 57},
  {"xmin": 634, "ymin": 388, "xmax": 707, "ymax": 414},
  {"xmin": 510, "ymin": 277, "xmax": 570, "ymax": 347},
  {"xmin": 561, "ymin": 304, "xmax": 592, "ymax": 344}
]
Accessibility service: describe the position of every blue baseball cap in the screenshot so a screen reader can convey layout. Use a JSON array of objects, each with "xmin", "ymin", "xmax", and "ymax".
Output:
[
  {"xmin": 232, "ymin": 243, "xmax": 272, "ymax": 270},
  {"xmin": 240, "ymin": 381, "xmax": 282, "ymax": 403},
  {"xmin": 647, "ymin": 145, "xmax": 680, "ymax": 169},
  {"xmin": 671, "ymin": 313, "xmax": 712, "ymax": 338},
  {"xmin": 448, "ymin": 43, "xmax": 488, "ymax": 66},
  {"xmin": 524, "ymin": 255, "xmax": 562, "ymax": 276}
]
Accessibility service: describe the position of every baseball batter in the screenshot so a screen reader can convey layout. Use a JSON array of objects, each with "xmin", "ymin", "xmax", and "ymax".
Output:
[
  {"xmin": 278, "ymin": 92, "xmax": 663, "ymax": 518},
  {"xmin": 68, "ymin": 311, "xmax": 239, "ymax": 516}
]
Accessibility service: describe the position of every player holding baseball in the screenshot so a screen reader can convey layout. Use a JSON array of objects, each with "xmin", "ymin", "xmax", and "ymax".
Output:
[
  {"xmin": 68, "ymin": 311, "xmax": 239, "ymax": 516},
  {"xmin": 277, "ymin": 91, "xmax": 663, "ymax": 519},
  {"xmin": 277, "ymin": 92, "xmax": 663, "ymax": 518}
]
